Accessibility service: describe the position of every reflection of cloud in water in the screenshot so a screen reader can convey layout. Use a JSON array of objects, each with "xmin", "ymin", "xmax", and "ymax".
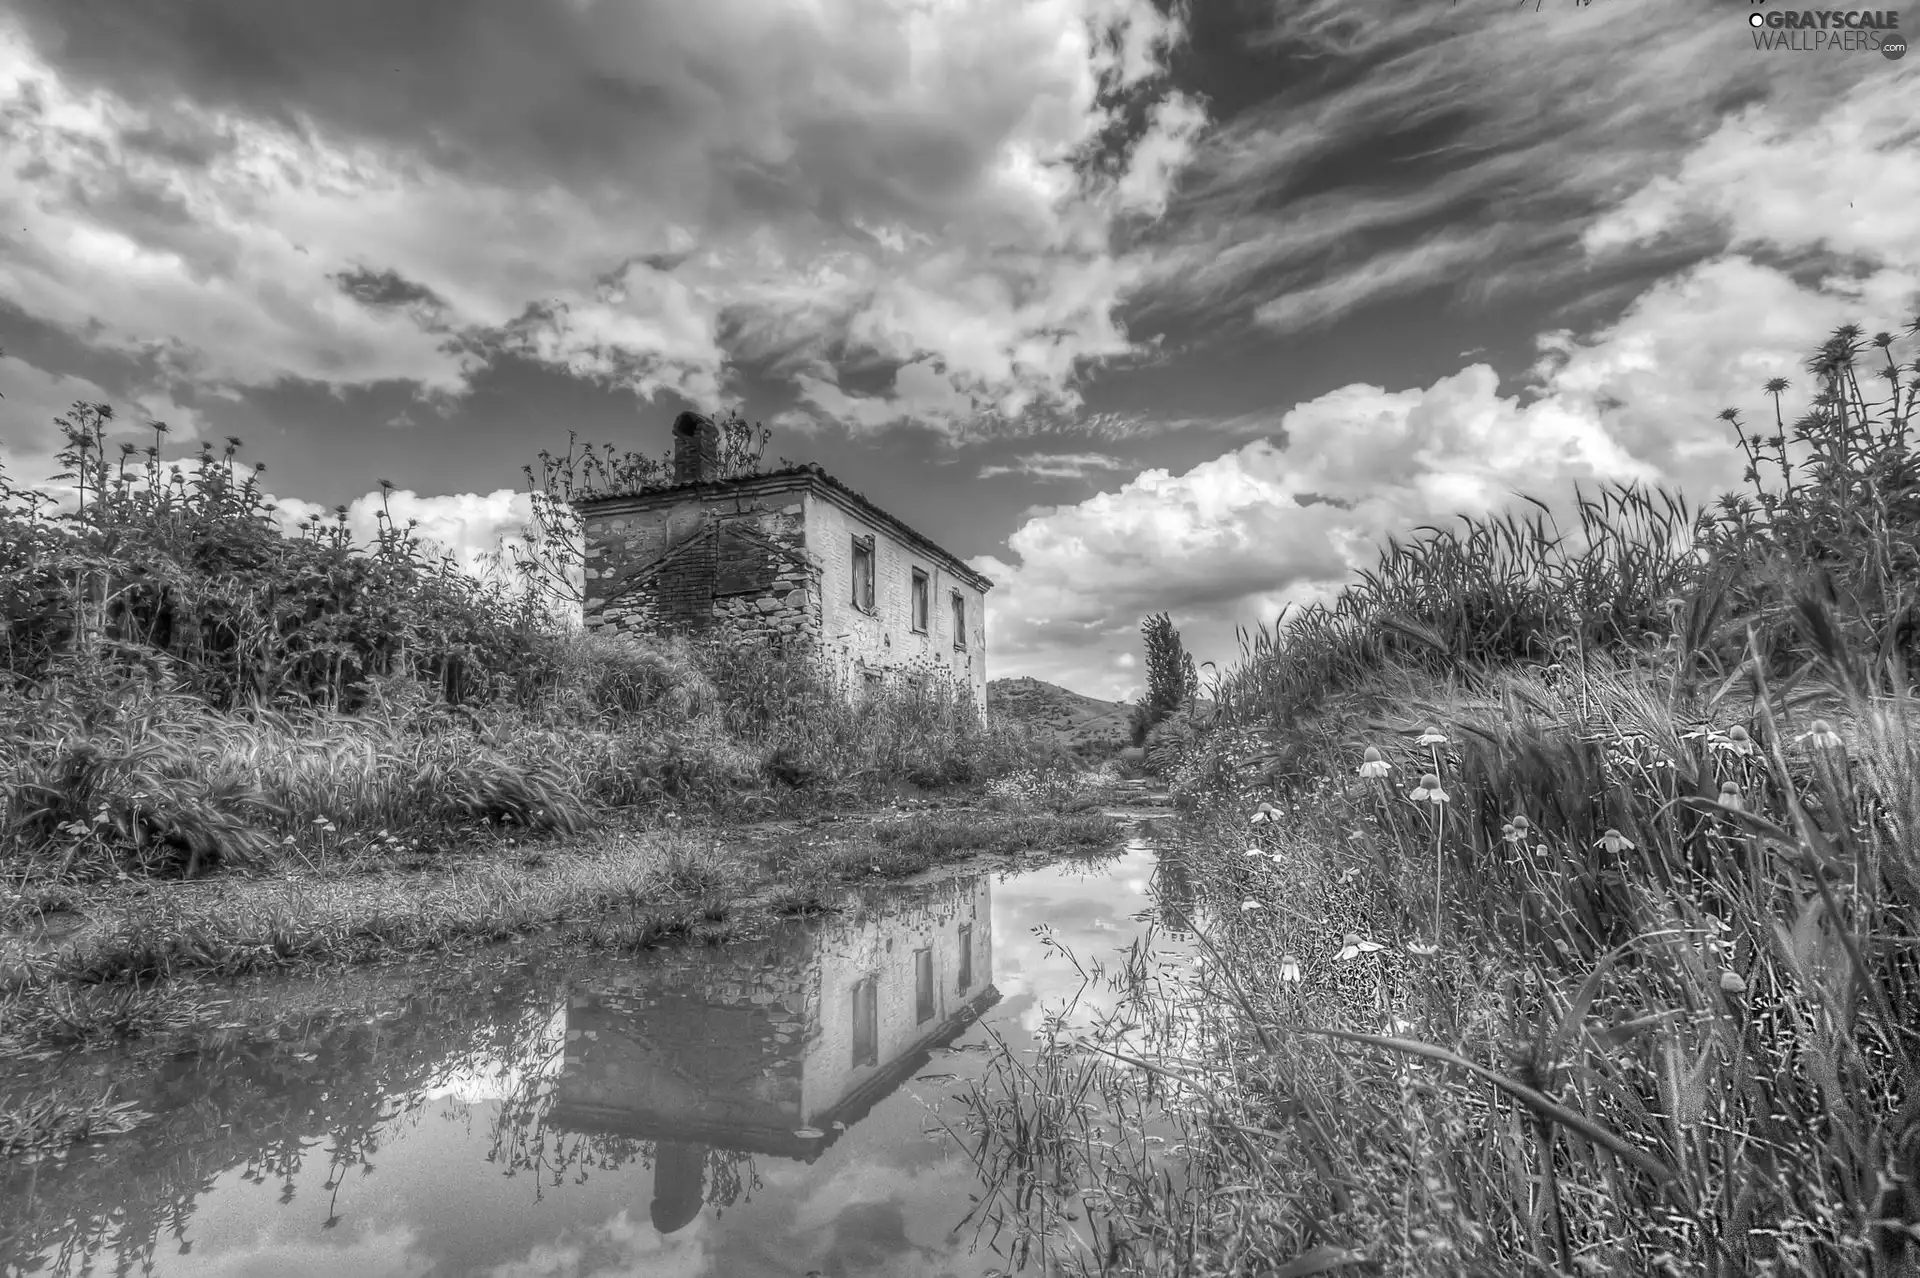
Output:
[
  {"xmin": 148, "ymin": 1219, "xmax": 436, "ymax": 1278},
  {"xmin": 420, "ymin": 1004, "xmax": 569, "ymax": 1105},
  {"xmin": 991, "ymin": 849, "xmax": 1187, "ymax": 1037},
  {"xmin": 479, "ymin": 1207, "xmax": 711, "ymax": 1278}
]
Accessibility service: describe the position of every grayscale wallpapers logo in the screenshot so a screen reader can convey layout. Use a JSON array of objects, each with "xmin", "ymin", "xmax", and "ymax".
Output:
[{"xmin": 1745, "ymin": 6, "xmax": 1907, "ymax": 58}]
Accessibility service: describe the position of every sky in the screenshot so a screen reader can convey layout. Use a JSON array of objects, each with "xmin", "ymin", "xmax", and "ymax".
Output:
[{"xmin": 0, "ymin": 0, "xmax": 1915, "ymax": 702}]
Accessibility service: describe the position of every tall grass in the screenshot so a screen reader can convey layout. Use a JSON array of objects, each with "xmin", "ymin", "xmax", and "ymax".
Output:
[
  {"xmin": 969, "ymin": 318, "xmax": 1920, "ymax": 1275},
  {"xmin": 0, "ymin": 404, "xmax": 1054, "ymax": 892}
]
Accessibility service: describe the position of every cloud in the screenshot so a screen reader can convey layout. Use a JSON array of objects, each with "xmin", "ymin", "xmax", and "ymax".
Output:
[
  {"xmin": 1134, "ymin": 0, "xmax": 1901, "ymax": 336},
  {"xmin": 978, "ymin": 451, "xmax": 1131, "ymax": 480},
  {"xmin": 982, "ymin": 70, "xmax": 1920, "ymax": 699},
  {"xmin": 0, "ymin": 352, "xmax": 207, "ymax": 483},
  {"xmin": 0, "ymin": 0, "xmax": 1205, "ymax": 432},
  {"xmin": 269, "ymin": 486, "xmax": 542, "ymax": 586}
]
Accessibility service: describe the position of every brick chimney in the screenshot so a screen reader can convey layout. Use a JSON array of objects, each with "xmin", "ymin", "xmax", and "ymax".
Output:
[{"xmin": 671, "ymin": 411, "xmax": 720, "ymax": 484}]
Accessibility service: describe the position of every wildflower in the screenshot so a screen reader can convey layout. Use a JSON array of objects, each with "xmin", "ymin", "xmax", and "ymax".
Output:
[
  {"xmin": 1712, "ymin": 725, "xmax": 1755, "ymax": 757},
  {"xmin": 1416, "ymin": 727, "xmax": 1449, "ymax": 747},
  {"xmin": 1250, "ymin": 801, "xmax": 1279, "ymax": 825},
  {"xmin": 1244, "ymin": 846, "xmax": 1268, "ymax": 859},
  {"xmin": 1357, "ymin": 746, "xmax": 1392, "ymax": 779},
  {"xmin": 1719, "ymin": 970, "xmax": 1747, "ymax": 995},
  {"xmin": 1503, "ymin": 815, "xmax": 1531, "ymax": 846},
  {"xmin": 1336, "ymin": 932, "xmax": 1384, "ymax": 960},
  {"xmin": 1597, "ymin": 828, "xmax": 1635, "ymax": 855},
  {"xmin": 1800, "ymin": 719, "xmax": 1844, "ymax": 751},
  {"xmin": 1241, "ymin": 899, "xmax": 1265, "ymax": 912},
  {"xmin": 1406, "ymin": 940, "xmax": 1440, "ymax": 957},
  {"xmin": 1409, "ymin": 773, "xmax": 1449, "ymax": 804},
  {"xmin": 1278, "ymin": 954, "xmax": 1303, "ymax": 983},
  {"xmin": 1717, "ymin": 781, "xmax": 1744, "ymax": 812}
]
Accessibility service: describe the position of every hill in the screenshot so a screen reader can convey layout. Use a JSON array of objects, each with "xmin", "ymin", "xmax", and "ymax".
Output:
[{"xmin": 986, "ymin": 677, "xmax": 1137, "ymax": 757}]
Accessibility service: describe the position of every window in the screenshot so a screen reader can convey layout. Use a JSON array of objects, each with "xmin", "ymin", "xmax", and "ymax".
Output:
[
  {"xmin": 910, "ymin": 568, "xmax": 929, "ymax": 633},
  {"xmin": 915, "ymin": 948, "xmax": 934, "ymax": 1024},
  {"xmin": 850, "ymin": 536, "xmax": 875, "ymax": 612},
  {"xmin": 956, "ymin": 924, "xmax": 973, "ymax": 993},
  {"xmin": 951, "ymin": 592, "xmax": 967, "ymax": 649},
  {"xmin": 852, "ymin": 976, "xmax": 878, "ymax": 1067}
]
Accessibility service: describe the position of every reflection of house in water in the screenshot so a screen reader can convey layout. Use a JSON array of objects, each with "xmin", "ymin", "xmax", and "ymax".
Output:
[{"xmin": 549, "ymin": 875, "xmax": 997, "ymax": 1234}]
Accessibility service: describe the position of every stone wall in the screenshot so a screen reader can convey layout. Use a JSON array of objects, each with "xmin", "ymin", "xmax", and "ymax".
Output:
[
  {"xmin": 582, "ymin": 481, "xmax": 824, "ymax": 654},
  {"xmin": 556, "ymin": 929, "xmax": 820, "ymax": 1133}
]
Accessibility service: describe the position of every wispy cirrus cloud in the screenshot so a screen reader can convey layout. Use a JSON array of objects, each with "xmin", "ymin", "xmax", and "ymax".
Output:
[
  {"xmin": 1130, "ymin": 0, "xmax": 1895, "ymax": 338},
  {"xmin": 978, "ymin": 451, "xmax": 1132, "ymax": 481}
]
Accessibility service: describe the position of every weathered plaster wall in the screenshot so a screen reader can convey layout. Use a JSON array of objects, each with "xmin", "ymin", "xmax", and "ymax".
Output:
[
  {"xmin": 802, "ymin": 876, "xmax": 992, "ymax": 1114},
  {"xmin": 581, "ymin": 483, "xmax": 823, "ymax": 652},
  {"xmin": 805, "ymin": 493, "xmax": 988, "ymax": 711}
]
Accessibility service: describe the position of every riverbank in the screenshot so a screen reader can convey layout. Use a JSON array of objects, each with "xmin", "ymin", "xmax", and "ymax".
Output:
[{"xmin": 1, "ymin": 782, "xmax": 1165, "ymax": 1060}]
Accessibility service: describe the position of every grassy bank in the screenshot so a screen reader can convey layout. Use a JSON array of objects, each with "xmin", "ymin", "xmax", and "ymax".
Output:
[
  {"xmin": 1, "ymin": 410, "xmax": 1075, "ymax": 900},
  {"xmin": 0, "ymin": 795, "xmax": 1127, "ymax": 1051},
  {"xmin": 966, "ymin": 321, "xmax": 1920, "ymax": 1276}
]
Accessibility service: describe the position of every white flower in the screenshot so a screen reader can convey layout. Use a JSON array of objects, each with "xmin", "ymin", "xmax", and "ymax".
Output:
[
  {"xmin": 1416, "ymin": 727, "xmax": 1449, "ymax": 747},
  {"xmin": 1409, "ymin": 774, "xmax": 1449, "ymax": 804},
  {"xmin": 1335, "ymin": 932, "xmax": 1384, "ymax": 960},
  {"xmin": 1244, "ymin": 846, "xmax": 1268, "ymax": 859},
  {"xmin": 1278, "ymin": 954, "xmax": 1303, "ymax": 983},
  {"xmin": 1250, "ymin": 801, "xmax": 1278, "ymax": 825},
  {"xmin": 1710, "ymin": 725, "xmax": 1755, "ymax": 757},
  {"xmin": 1596, "ymin": 828, "xmax": 1635, "ymax": 855},
  {"xmin": 1357, "ymin": 746, "xmax": 1392, "ymax": 779},
  {"xmin": 1717, "ymin": 781, "xmax": 1744, "ymax": 812},
  {"xmin": 1406, "ymin": 940, "xmax": 1439, "ymax": 957},
  {"xmin": 1799, "ymin": 719, "xmax": 1844, "ymax": 751},
  {"xmin": 1241, "ymin": 899, "xmax": 1266, "ymax": 912}
]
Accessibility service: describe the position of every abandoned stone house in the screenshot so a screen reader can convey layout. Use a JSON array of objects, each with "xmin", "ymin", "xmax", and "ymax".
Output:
[{"xmin": 574, "ymin": 412, "xmax": 992, "ymax": 713}]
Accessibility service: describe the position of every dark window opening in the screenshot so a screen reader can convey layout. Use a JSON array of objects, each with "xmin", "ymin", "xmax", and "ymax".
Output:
[
  {"xmin": 852, "ymin": 976, "xmax": 878, "ymax": 1067},
  {"xmin": 851, "ymin": 536, "xmax": 875, "ymax": 612},
  {"xmin": 915, "ymin": 948, "xmax": 934, "ymax": 1024},
  {"xmin": 911, "ymin": 568, "xmax": 929, "ymax": 633},
  {"xmin": 957, "ymin": 924, "xmax": 973, "ymax": 992},
  {"xmin": 951, "ymin": 592, "xmax": 967, "ymax": 649}
]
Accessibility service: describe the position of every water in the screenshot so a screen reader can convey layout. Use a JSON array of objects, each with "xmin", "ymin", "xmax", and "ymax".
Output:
[{"xmin": 2, "ymin": 838, "xmax": 1193, "ymax": 1278}]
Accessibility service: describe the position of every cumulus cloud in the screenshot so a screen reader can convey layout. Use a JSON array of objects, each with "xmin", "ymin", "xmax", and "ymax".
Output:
[
  {"xmin": 268, "ymin": 486, "xmax": 543, "ymax": 587},
  {"xmin": 982, "ymin": 69, "xmax": 1920, "ymax": 699},
  {"xmin": 0, "ymin": 0, "xmax": 1204, "ymax": 434}
]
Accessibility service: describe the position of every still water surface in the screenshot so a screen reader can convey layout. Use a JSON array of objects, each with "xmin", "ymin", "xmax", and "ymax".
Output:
[{"xmin": 2, "ymin": 839, "xmax": 1194, "ymax": 1278}]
